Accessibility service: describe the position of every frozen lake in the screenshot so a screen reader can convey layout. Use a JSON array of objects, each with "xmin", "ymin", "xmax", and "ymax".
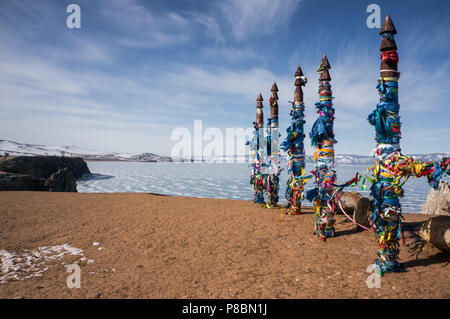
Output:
[{"xmin": 77, "ymin": 161, "xmax": 447, "ymax": 213}]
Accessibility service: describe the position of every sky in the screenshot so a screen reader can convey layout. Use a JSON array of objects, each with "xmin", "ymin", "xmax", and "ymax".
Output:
[{"xmin": 0, "ymin": 0, "xmax": 449, "ymax": 156}]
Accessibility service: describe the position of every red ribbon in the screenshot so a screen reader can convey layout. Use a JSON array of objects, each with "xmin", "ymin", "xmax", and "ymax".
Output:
[{"xmin": 381, "ymin": 50, "xmax": 399, "ymax": 64}]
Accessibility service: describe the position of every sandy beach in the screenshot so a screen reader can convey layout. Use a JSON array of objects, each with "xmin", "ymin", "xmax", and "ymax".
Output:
[{"xmin": 0, "ymin": 191, "xmax": 449, "ymax": 299}]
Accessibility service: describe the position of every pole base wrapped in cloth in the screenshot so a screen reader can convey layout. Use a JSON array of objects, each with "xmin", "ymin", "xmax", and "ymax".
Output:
[
  {"xmin": 250, "ymin": 159, "xmax": 267, "ymax": 204},
  {"xmin": 361, "ymin": 151, "xmax": 450, "ymax": 273},
  {"xmin": 363, "ymin": 14, "xmax": 450, "ymax": 274},
  {"xmin": 281, "ymin": 66, "xmax": 312, "ymax": 215},
  {"xmin": 249, "ymin": 94, "xmax": 268, "ymax": 205}
]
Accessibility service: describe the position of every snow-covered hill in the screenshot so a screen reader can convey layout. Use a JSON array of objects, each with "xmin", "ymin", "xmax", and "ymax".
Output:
[
  {"xmin": 1, "ymin": 140, "xmax": 447, "ymax": 164},
  {"xmin": 0, "ymin": 140, "xmax": 173, "ymax": 162},
  {"xmin": 0, "ymin": 140, "xmax": 100, "ymax": 157}
]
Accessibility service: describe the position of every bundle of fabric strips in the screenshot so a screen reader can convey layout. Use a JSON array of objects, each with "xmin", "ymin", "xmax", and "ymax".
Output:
[
  {"xmin": 264, "ymin": 83, "xmax": 281, "ymax": 208},
  {"xmin": 307, "ymin": 54, "xmax": 359, "ymax": 241},
  {"xmin": 364, "ymin": 15, "xmax": 450, "ymax": 274},
  {"xmin": 360, "ymin": 152, "xmax": 449, "ymax": 273},
  {"xmin": 250, "ymin": 159, "xmax": 267, "ymax": 204},
  {"xmin": 248, "ymin": 94, "xmax": 267, "ymax": 205},
  {"xmin": 281, "ymin": 66, "xmax": 312, "ymax": 214}
]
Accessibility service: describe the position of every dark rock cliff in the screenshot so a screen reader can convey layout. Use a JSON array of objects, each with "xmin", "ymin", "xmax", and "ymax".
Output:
[
  {"xmin": 0, "ymin": 156, "xmax": 90, "ymax": 179},
  {"xmin": 0, "ymin": 172, "xmax": 48, "ymax": 191},
  {"xmin": 0, "ymin": 156, "xmax": 90, "ymax": 192}
]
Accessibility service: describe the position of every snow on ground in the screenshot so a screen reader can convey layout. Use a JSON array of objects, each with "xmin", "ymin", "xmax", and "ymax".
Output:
[{"xmin": 0, "ymin": 244, "xmax": 93, "ymax": 284}]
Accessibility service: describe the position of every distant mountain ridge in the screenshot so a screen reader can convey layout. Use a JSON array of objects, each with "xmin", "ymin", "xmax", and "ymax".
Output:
[
  {"xmin": 0, "ymin": 140, "xmax": 447, "ymax": 164},
  {"xmin": 0, "ymin": 140, "xmax": 173, "ymax": 162}
]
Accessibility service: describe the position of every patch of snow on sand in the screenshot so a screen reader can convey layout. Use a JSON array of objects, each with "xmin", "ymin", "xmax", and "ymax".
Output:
[{"xmin": 0, "ymin": 244, "xmax": 89, "ymax": 284}]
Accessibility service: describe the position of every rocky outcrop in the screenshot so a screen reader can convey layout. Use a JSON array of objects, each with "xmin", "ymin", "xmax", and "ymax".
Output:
[
  {"xmin": 0, "ymin": 168, "xmax": 78, "ymax": 192},
  {"xmin": 0, "ymin": 156, "xmax": 90, "ymax": 179},
  {"xmin": 338, "ymin": 192, "xmax": 363, "ymax": 215},
  {"xmin": 44, "ymin": 168, "xmax": 77, "ymax": 192},
  {"xmin": 0, "ymin": 156, "xmax": 89, "ymax": 192},
  {"xmin": 421, "ymin": 181, "xmax": 450, "ymax": 216},
  {"xmin": 0, "ymin": 172, "xmax": 47, "ymax": 191},
  {"xmin": 353, "ymin": 197, "xmax": 374, "ymax": 229},
  {"xmin": 129, "ymin": 153, "xmax": 172, "ymax": 162},
  {"xmin": 419, "ymin": 215, "xmax": 450, "ymax": 252}
]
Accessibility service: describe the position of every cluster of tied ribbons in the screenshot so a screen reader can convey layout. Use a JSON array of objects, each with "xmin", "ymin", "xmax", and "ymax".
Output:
[
  {"xmin": 249, "ymin": 122, "xmax": 267, "ymax": 204},
  {"xmin": 250, "ymin": 159, "xmax": 266, "ymax": 204},
  {"xmin": 308, "ymin": 57, "xmax": 345, "ymax": 240},
  {"xmin": 248, "ymin": 91, "xmax": 280, "ymax": 208},
  {"xmin": 363, "ymin": 19, "xmax": 450, "ymax": 274},
  {"xmin": 264, "ymin": 124, "xmax": 280, "ymax": 208},
  {"xmin": 281, "ymin": 68, "xmax": 312, "ymax": 214},
  {"xmin": 307, "ymin": 56, "xmax": 359, "ymax": 241},
  {"xmin": 265, "ymin": 89, "xmax": 281, "ymax": 208}
]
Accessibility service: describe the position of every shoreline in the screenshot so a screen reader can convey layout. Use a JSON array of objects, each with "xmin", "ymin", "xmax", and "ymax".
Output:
[
  {"xmin": 74, "ymin": 190, "xmax": 432, "ymax": 214},
  {"xmin": 0, "ymin": 191, "xmax": 448, "ymax": 298}
]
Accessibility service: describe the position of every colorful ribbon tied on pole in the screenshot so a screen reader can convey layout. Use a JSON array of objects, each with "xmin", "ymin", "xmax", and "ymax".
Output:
[
  {"xmin": 265, "ymin": 83, "xmax": 281, "ymax": 208},
  {"xmin": 363, "ymin": 15, "xmax": 449, "ymax": 274},
  {"xmin": 281, "ymin": 66, "xmax": 312, "ymax": 214},
  {"xmin": 307, "ymin": 54, "xmax": 359, "ymax": 241},
  {"xmin": 308, "ymin": 54, "xmax": 339, "ymax": 240},
  {"xmin": 249, "ymin": 93, "xmax": 267, "ymax": 204}
]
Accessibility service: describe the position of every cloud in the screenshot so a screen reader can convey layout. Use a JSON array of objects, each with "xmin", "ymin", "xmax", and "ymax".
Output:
[
  {"xmin": 0, "ymin": 56, "xmax": 87, "ymax": 95},
  {"xmin": 190, "ymin": 13, "xmax": 225, "ymax": 45},
  {"xmin": 0, "ymin": 1, "xmax": 447, "ymax": 156},
  {"xmin": 98, "ymin": 0, "xmax": 226, "ymax": 49},
  {"xmin": 69, "ymin": 37, "xmax": 113, "ymax": 63},
  {"xmin": 218, "ymin": 0, "xmax": 304, "ymax": 40},
  {"xmin": 98, "ymin": 0, "xmax": 193, "ymax": 48},
  {"xmin": 163, "ymin": 65, "xmax": 277, "ymax": 97},
  {"xmin": 201, "ymin": 46, "xmax": 263, "ymax": 63}
]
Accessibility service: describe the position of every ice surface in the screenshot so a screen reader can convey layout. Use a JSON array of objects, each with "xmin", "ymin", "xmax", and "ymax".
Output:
[{"xmin": 77, "ymin": 162, "xmax": 449, "ymax": 213}]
